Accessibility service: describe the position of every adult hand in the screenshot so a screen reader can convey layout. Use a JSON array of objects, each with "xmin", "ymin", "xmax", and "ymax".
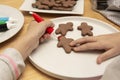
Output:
[
  {"xmin": 12, "ymin": 20, "xmax": 54, "ymax": 60},
  {"xmin": 70, "ymin": 32, "xmax": 120, "ymax": 64},
  {"xmin": 27, "ymin": 20, "xmax": 54, "ymax": 42}
]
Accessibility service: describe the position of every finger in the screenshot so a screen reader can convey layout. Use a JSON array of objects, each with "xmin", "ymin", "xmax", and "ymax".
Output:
[
  {"xmin": 70, "ymin": 37, "xmax": 97, "ymax": 46},
  {"xmin": 39, "ymin": 34, "xmax": 50, "ymax": 43},
  {"xmin": 73, "ymin": 42, "xmax": 103, "ymax": 51},
  {"xmin": 97, "ymin": 49, "xmax": 118, "ymax": 64},
  {"xmin": 38, "ymin": 20, "xmax": 54, "ymax": 29},
  {"xmin": 43, "ymin": 33, "xmax": 50, "ymax": 40},
  {"xmin": 39, "ymin": 37, "xmax": 44, "ymax": 43}
]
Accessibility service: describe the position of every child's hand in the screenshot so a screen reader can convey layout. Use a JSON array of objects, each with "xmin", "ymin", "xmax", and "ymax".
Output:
[{"xmin": 70, "ymin": 32, "xmax": 120, "ymax": 64}]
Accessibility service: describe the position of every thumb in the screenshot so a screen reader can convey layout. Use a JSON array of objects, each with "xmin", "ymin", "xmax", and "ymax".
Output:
[{"xmin": 38, "ymin": 20, "xmax": 54, "ymax": 30}]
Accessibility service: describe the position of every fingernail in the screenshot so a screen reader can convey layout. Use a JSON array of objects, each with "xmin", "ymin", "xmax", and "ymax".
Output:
[
  {"xmin": 97, "ymin": 58, "xmax": 102, "ymax": 64},
  {"xmin": 69, "ymin": 43, "xmax": 72, "ymax": 46},
  {"xmin": 74, "ymin": 47, "xmax": 78, "ymax": 51},
  {"xmin": 70, "ymin": 42, "xmax": 74, "ymax": 46}
]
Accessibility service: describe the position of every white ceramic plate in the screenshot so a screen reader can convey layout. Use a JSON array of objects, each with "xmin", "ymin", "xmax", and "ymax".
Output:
[
  {"xmin": 20, "ymin": 0, "xmax": 84, "ymax": 15},
  {"xmin": 29, "ymin": 16, "xmax": 119, "ymax": 80},
  {"xmin": 0, "ymin": 5, "xmax": 24, "ymax": 43}
]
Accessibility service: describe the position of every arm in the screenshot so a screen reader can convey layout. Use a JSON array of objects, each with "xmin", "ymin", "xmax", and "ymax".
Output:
[{"xmin": 0, "ymin": 20, "xmax": 54, "ymax": 80}]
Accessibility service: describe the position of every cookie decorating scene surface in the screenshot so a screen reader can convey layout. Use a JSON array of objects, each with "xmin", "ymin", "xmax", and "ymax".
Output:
[
  {"xmin": 29, "ymin": 16, "xmax": 119, "ymax": 80},
  {"xmin": 1, "ymin": 0, "xmax": 120, "ymax": 80},
  {"xmin": 0, "ymin": 5, "xmax": 24, "ymax": 43},
  {"xmin": 20, "ymin": 0, "xmax": 84, "ymax": 15}
]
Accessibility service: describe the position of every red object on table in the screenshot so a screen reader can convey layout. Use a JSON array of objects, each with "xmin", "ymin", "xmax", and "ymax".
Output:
[{"xmin": 30, "ymin": 12, "xmax": 54, "ymax": 34}]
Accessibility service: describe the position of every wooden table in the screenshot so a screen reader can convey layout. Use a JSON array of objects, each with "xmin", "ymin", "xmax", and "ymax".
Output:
[{"xmin": 0, "ymin": 0, "xmax": 120, "ymax": 80}]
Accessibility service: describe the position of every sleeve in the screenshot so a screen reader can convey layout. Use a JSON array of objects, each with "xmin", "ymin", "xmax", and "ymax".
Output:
[
  {"xmin": 101, "ymin": 55, "xmax": 120, "ymax": 80},
  {"xmin": 107, "ymin": 0, "xmax": 120, "ymax": 11},
  {"xmin": 0, "ymin": 48, "xmax": 25, "ymax": 80}
]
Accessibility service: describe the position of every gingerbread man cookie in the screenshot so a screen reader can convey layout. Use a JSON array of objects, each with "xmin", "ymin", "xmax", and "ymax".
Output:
[
  {"xmin": 32, "ymin": 1, "xmax": 50, "ymax": 9},
  {"xmin": 78, "ymin": 22, "xmax": 93, "ymax": 36},
  {"xmin": 41, "ymin": 0, "xmax": 61, "ymax": 7},
  {"xmin": 62, "ymin": 0, "xmax": 77, "ymax": 8},
  {"xmin": 55, "ymin": 22, "xmax": 73, "ymax": 36},
  {"xmin": 57, "ymin": 36, "xmax": 74, "ymax": 53}
]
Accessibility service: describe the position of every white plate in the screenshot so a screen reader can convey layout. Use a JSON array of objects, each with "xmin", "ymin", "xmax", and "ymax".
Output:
[
  {"xmin": 29, "ymin": 16, "xmax": 119, "ymax": 80},
  {"xmin": 0, "ymin": 5, "xmax": 24, "ymax": 43},
  {"xmin": 20, "ymin": 0, "xmax": 84, "ymax": 15}
]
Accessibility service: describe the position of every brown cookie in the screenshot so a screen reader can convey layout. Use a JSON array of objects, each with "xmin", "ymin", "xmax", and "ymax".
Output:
[
  {"xmin": 32, "ymin": 1, "xmax": 40, "ymax": 8},
  {"xmin": 41, "ymin": 0, "xmax": 61, "ymax": 8},
  {"xmin": 32, "ymin": 1, "xmax": 50, "ymax": 10},
  {"xmin": 61, "ymin": 0, "xmax": 77, "ymax": 8},
  {"xmin": 55, "ymin": 0, "xmax": 65, "ymax": 4},
  {"xmin": 78, "ymin": 22, "xmax": 93, "ymax": 36},
  {"xmin": 57, "ymin": 36, "xmax": 74, "ymax": 53},
  {"xmin": 55, "ymin": 22, "xmax": 73, "ymax": 36},
  {"xmin": 32, "ymin": 0, "xmax": 78, "ymax": 11},
  {"xmin": 52, "ymin": 6, "xmax": 73, "ymax": 11}
]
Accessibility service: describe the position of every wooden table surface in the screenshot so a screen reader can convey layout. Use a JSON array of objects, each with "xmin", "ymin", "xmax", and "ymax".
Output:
[{"xmin": 0, "ymin": 0, "xmax": 120, "ymax": 80}]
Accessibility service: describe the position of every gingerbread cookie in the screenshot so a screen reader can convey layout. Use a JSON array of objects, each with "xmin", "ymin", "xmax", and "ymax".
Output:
[
  {"xmin": 32, "ymin": 1, "xmax": 50, "ymax": 9},
  {"xmin": 41, "ymin": 0, "xmax": 61, "ymax": 8},
  {"xmin": 77, "ymin": 22, "xmax": 93, "ymax": 36},
  {"xmin": 57, "ymin": 36, "xmax": 74, "ymax": 53},
  {"xmin": 55, "ymin": 22, "xmax": 73, "ymax": 36},
  {"xmin": 32, "ymin": 0, "xmax": 78, "ymax": 11},
  {"xmin": 62, "ymin": 0, "xmax": 77, "ymax": 8}
]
